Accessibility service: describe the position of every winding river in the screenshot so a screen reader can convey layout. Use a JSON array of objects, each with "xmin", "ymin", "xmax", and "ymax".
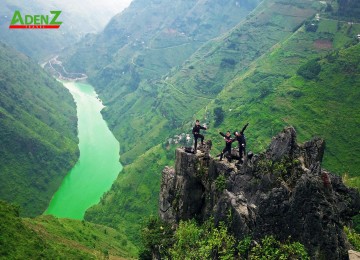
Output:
[{"xmin": 45, "ymin": 82, "xmax": 122, "ymax": 219}]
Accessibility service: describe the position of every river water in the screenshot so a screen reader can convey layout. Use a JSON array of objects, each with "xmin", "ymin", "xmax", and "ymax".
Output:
[{"xmin": 45, "ymin": 82, "xmax": 122, "ymax": 219}]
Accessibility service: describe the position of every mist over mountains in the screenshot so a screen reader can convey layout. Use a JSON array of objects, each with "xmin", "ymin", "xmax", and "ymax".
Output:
[{"xmin": 0, "ymin": 0, "xmax": 132, "ymax": 59}]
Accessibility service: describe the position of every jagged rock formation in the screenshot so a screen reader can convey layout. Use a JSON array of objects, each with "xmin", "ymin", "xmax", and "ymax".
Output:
[{"xmin": 159, "ymin": 127, "xmax": 360, "ymax": 259}]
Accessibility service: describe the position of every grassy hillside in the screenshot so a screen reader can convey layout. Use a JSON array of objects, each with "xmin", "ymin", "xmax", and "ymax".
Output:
[
  {"xmin": 151, "ymin": 0, "xmax": 319, "ymax": 132},
  {"xmin": 0, "ymin": 43, "xmax": 79, "ymax": 216},
  {"xmin": 105, "ymin": 0, "xmax": 318, "ymax": 164},
  {"xmin": 82, "ymin": 0, "xmax": 316, "ymax": 246},
  {"xmin": 201, "ymin": 20, "xmax": 360, "ymax": 176},
  {"xmin": 0, "ymin": 200, "xmax": 137, "ymax": 259},
  {"xmin": 62, "ymin": 0, "xmax": 262, "ymax": 164},
  {"xmin": 64, "ymin": 0, "xmax": 260, "ymax": 78},
  {"xmin": 81, "ymin": 0, "xmax": 360, "ymax": 253}
]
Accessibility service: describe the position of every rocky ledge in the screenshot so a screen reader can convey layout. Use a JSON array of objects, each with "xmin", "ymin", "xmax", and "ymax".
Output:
[{"xmin": 159, "ymin": 126, "xmax": 360, "ymax": 259}]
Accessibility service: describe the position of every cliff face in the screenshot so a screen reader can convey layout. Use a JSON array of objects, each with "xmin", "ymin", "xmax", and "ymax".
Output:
[{"xmin": 159, "ymin": 127, "xmax": 360, "ymax": 259}]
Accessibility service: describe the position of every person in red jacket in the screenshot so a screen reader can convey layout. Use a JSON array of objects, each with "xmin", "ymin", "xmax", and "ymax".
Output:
[{"xmin": 219, "ymin": 131, "xmax": 235, "ymax": 161}]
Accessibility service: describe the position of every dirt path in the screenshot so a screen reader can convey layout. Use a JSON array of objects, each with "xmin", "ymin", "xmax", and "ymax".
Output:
[{"xmin": 46, "ymin": 56, "xmax": 88, "ymax": 81}]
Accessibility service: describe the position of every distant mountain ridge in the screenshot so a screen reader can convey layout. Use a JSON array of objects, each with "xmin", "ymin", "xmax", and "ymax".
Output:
[
  {"xmin": 0, "ymin": 0, "xmax": 131, "ymax": 59},
  {"xmin": 0, "ymin": 43, "xmax": 79, "ymax": 216}
]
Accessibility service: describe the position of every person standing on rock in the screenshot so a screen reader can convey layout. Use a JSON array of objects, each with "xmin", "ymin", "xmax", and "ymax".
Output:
[
  {"xmin": 234, "ymin": 122, "xmax": 249, "ymax": 164},
  {"xmin": 192, "ymin": 120, "xmax": 207, "ymax": 152},
  {"xmin": 219, "ymin": 131, "xmax": 235, "ymax": 162}
]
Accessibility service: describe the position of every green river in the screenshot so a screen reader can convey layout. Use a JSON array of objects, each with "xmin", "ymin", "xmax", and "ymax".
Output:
[{"xmin": 45, "ymin": 82, "xmax": 122, "ymax": 219}]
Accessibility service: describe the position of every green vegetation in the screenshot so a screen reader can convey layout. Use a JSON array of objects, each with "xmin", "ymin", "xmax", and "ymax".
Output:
[
  {"xmin": 25, "ymin": 216, "xmax": 138, "ymax": 258},
  {"xmin": 140, "ymin": 217, "xmax": 309, "ymax": 259},
  {"xmin": 70, "ymin": 0, "xmax": 360, "ymax": 254},
  {"xmin": 202, "ymin": 20, "xmax": 360, "ymax": 174},
  {"xmin": 353, "ymin": 215, "xmax": 360, "ymax": 233},
  {"xmin": 344, "ymin": 226, "xmax": 360, "ymax": 251},
  {"xmin": 215, "ymin": 174, "xmax": 227, "ymax": 192},
  {"xmin": 62, "ymin": 0, "xmax": 262, "ymax": 164},
  {"xmin": 0, "ymin": 200, "xmax": 137, "ymax": 259},
  {"xmin": 249, "ymin": 236, "xmax": 309, "ymax": 260},
  {"xmin": 337, "ymin": 0, "xmax": 360, "ymax": 21},
  {"xmin": 214, "ymin": 107, "xmax": 225, "ymax": 127},
  {"xmin": 0, "ymin": 43, "xmax": 79, "ymax": 216},
  {"xmin": 297, "ymin": 58, "xmax": 321, "ymax": 79},
  {"xmin": 0, "ymin": 200, "xmax": 57, "ymax": 259},
  {"xmin": 85, "ymin": 144, "xmax": 176, "ymax": 246},
  {"xmin": 139, "ymin": 216, "xmax": 174, "ymax": 259},
  {"xmin": 343, "ymin": 174, "xmax": 360, "ymax": 192},
  {"xmin": 169, "ymin": 220, "xmax": 236, "ymax": 260}
]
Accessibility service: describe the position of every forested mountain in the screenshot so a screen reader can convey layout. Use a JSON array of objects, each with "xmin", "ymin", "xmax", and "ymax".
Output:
[
  {"xmin": 0, "ymin": 43, "xmax": 79, "ymax": 216},
  {"xmin": 60, "ymin": 0, "xmax": 360, "ymax": 249}
]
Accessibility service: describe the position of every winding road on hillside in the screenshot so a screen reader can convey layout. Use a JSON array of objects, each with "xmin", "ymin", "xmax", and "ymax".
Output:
[
  {"xmin": 46, "ymin": 56, "xmax": 88, "ymax": 81},
  {"xmin": 163, "ymin": 80, "xmax": 214, "ymax": 101}
]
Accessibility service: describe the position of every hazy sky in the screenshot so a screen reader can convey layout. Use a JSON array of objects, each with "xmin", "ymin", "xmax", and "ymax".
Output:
[
  {"xmin": 2, "ymin": 0, "xmax": 133, "ymax": 14},
  {"xmin": 1, "ymin": 0, "xmax": 134, "ymax": 32},
  {"xmin": 51, "ymin": 0, "xmax": 134, "ymax": 30}
]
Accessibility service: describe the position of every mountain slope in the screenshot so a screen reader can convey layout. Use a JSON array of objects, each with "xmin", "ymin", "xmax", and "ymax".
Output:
[
  {"xmin": 0, "ymin": 43, "xmax": 79, "ymax": 216},
  {"xmin": 62, "ymin": 0, "xmax": 262, "ymax": 164},
  {"xmin": 64, "ymin": 0, "xmax": 260, "ymax": 78},
  {"xmin": 82, "ymin": 0, "xmax": 360, "ymax": 252},
  {"xmin": 0, "ymin": 200, "xmax": 137, "ymax": 259},
  {"xmin": 107, "ymin": 0, "xmax": 318, "ymax": 164},
  {"xmin": 200, "ymin": 20, "xmax": 360, "ymax": 176},
  {"xmin": 81, "ymin": 0, "xmax": 317, "ymax": 245}
]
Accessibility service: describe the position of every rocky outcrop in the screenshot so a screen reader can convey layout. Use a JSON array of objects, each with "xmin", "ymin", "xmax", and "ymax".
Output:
[
  {"xmin": 159, "ymin": 127, "xmax": 360, "ymax": 259},
  {"xmin": 349, "ymin": 250, "xmax": 360, "ymax": 260}
]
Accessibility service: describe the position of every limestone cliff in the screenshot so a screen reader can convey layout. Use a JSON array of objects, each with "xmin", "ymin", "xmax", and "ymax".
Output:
[{"xmin": 159, "ymin": 127, "xmax": 360, "ymax": 259}]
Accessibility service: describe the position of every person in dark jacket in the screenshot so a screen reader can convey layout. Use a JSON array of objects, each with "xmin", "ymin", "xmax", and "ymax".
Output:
[
  {"xmin": 192, "ymin": 120, "xmax": 207, "ymax": 152},
  {"xmin": 233, "ymin": 123, "xmax": 249, "ymax": 163},
  {"xmin": 219, "ymin": 131, "xmax": 235, "ymax": 161}
]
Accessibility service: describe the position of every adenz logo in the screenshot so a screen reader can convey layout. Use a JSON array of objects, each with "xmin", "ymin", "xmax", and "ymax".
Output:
[{"xmin": 9, "ymin": 10, "xmax": 62, "ymax": 29}]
